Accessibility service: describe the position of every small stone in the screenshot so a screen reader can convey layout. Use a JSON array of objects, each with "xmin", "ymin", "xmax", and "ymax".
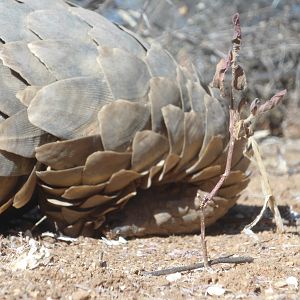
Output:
[
  {"xmin": 166, "ymin": 272, "xmax": 181, "ymax": 282},
  {"xmin": 286, "ymin": 276, "xmax": 298, "ymax": 289},
  {"xmin": 206, "ymin": 285, "xmax": 226, "ymax": 296},
  {"xmin": 275, "ymin": 276, "xmax": 298, "ymax": 289}
]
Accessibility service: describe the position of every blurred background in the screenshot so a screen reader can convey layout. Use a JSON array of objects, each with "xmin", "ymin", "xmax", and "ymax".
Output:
[{"xmin": 70, "ymin": 0, "xmax": 300, "ymax": 137}]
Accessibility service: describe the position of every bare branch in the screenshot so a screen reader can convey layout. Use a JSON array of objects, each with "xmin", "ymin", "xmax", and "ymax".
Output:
[{"xmin": 250, "ymin": 89, "xmax": 287, "ymax": 116}]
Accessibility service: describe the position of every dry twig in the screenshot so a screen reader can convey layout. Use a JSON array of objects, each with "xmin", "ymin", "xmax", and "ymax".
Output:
[
  {"xmin": 199, "ymin": 13, "xmax": 286, "ymax": 267},
  {"xmin": 142, "ymin": 255, "xmax": 254, "ymax": 276}
]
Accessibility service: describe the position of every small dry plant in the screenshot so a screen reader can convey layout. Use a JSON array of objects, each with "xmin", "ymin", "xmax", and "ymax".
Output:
[
  {"xmin": 199, "ymin": 13, "xmax": 286, "ymax": 268},
  {"xmin": 143, "ymin": 13, "xmax": 286, "ymax": 276}
]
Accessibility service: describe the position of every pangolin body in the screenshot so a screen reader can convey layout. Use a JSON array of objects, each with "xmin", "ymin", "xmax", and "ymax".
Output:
[{"xmin": 0, "ymin": 0, "xmax": 250, "ymax": 237}]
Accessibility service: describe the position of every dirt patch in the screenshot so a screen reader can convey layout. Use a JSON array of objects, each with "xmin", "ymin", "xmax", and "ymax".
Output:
[{"xmin": 1, "ymin": 137, "xmax": 299, "ymax": 299}]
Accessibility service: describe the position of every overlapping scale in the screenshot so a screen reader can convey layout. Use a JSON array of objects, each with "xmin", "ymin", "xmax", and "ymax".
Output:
[
  {"xmin": 35, "ymin": 135, "xmax": 102, "ymax": 170},
  {"xmin": 0, "ymin": 1, "xmax": 38, "ymax": 42},
  {"xmin": 97, "ymin": 47, "xmax": 150, "ymax": 100},
  {"xmin": 27, "ymin": 9, "xmax": 91, "ymax": 41},
  {"xmin": 28, "ymin": 39, "xmax": 101, "ymax": 80},
  {"xmin": 82, "ymin": 151, "xmax": 131, "ymax": 185},
  {"xmin": 98, "ymin": 100, "xmax": 150, "ymax": 151},
  {"xmin": 28, "ymin": 76, "xmax": 113, "ymax": 139},
  {"xmin": 0, "ymin": 41, "xmax": 56, "ymax": 86}
]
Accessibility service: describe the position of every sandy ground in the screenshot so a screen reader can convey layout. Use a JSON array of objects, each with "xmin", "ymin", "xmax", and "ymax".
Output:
[{"xmin": 0, "ymin": 137, "xmax": 299, "ymax": 300}]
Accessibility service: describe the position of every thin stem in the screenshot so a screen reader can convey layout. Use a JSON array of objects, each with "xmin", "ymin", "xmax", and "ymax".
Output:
[
  {"xmin": 199, "ymin": 109, "xmax": 239, "ymax": 268},
  {"xmin": 201, "ymin": 110, "xmax": 238, "ymax": 209},
  {"xmin": 200, "ymin": 207, "xmax": 209, "ymax": 268}
]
